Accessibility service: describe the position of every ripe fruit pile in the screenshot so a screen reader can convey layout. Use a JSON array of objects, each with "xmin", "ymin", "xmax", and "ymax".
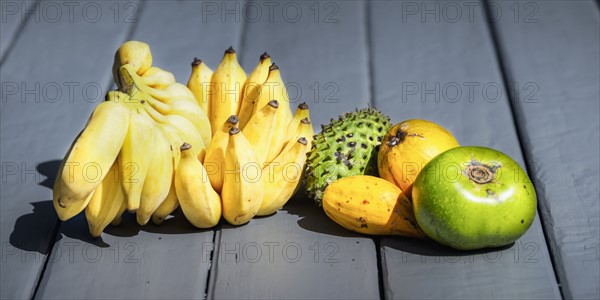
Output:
[
  {"xmin": 53, "ymin": 41, "xmax": 313, "ymax": 237},
  {"xmin": 308, "ymin": 117, "xmax": 537, "ymax": 250}
]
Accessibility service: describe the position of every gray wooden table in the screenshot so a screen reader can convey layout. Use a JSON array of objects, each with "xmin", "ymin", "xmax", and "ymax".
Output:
[{"xmin": 1, "ymin": 1, "xmax": 598, "ymax": 299}]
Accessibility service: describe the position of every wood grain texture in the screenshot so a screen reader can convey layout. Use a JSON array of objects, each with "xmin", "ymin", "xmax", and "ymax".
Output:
[
  {"xmin": 369, "ymin": 1, "xmax": 561, "ymax": 298},
  {"xmin": 0, "ymin": 1, "xmax": 136, "ymax": 298},
  {"xmin": 207, "ymin": 1, "xmax": 379, "ymax": 299},
  {"xmin": 34, "ymin": 1, "xmax": 243, "ymax": 299},
  {"xmin": 489, "ymin": 1, "xmax": 600, "ymax": 298}
]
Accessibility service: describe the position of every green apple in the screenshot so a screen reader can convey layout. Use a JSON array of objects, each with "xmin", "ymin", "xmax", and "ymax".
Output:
[{"xmin": 412, "ymin": 146, "xmax": 536, "ymax": 250}]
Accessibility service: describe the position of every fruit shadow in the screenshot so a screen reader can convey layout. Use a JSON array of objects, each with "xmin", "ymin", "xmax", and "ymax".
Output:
[
  {"xmin": 382, "ymin": 236, "xmax": 514, "ymax": 257},
  {"xmin": 8, "ymin": 160, "xmax": 211, "ymax": 253},
  {"xmin": 281, "ymin": 185, "xmax": 359, "ymax": 238},
  {"xmin": 382, "ymin": 189, "xmax": 513, "ymax": 257}
]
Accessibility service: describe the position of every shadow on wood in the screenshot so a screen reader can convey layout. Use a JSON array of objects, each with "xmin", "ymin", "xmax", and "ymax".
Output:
[
  {"xmin": 9, "ymin": 201, "xmax": 61, "ymax": 254},
  {"xmin": 383, "ymin": 236, "xmax": 514, "ymax": 257},
  {"xmin": 282, "ymin": 185, "xmax": 359, "ymax": 238},
  {"xmin": 8, "ymin": 160, "xmax": 213, "ymax": 253}
]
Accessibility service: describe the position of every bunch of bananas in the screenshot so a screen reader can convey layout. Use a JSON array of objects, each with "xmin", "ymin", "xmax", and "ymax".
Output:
[{"xmin": 53, "ymin": 41, "xmax": 313, "ymax": 237}]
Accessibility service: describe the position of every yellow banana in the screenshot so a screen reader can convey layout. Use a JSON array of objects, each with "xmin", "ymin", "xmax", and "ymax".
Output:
[
  {"xmin": 281, "ymin": 102, "xmax": 313, "ymax": 153},
  {"xmin": 258, "ymin": 137, "xmax": 308, "ymax": 216},
  {"xmin": 111, "ymin": 201, "xmax": 127, "ymax": 226},
  {"xmin": 187, "ymin": 58, "xmax": 214, "ymax": 113},
  {"xmin": 146, "ymin": 83, "xmax": 196, "ymax": 105},
  {"xmin": 151, "ymin": 123, "xmax": 184, "ymax": 225},
  {"xmin": 145, "ymin": 93, "xmax": 211, "ymax": 147},
  {"xmin": 119, "ymin": 108, "xmax": 155, "ymax": 211},
  {"xmin": 165, "ymin": 114, "xmax": 205, "ymax": 160},
  {"xmin": 221, "ymin": 127, "xmax": 263, "ymax": 225},
  {"xmin": 258, "ymin": 64, "xmax": 294, "ymax": 163},
  {"xmin": 242, "ymin": 100, "xmax": 279, "ymax": 167},
  {"xmin": 52, "ymin": 140, "xmax": 94, "ymax": 221},
  {"xmin": 175, "ymin": 143, "xmax": 222, "ymax": 228},
  {"xmin": 238, "ymin": 52, "xmax": 271, "ymax": 128},
  {"xmin": 281, "ymin": 118, "xmax": 314, "ymax": 154},
  {"xmin": 285, "ymin": 102, "xmax": 310, "ymax": 137},
  {"xmin": 204, "ymin": 115, "xmax": 238, "ymax": 193},
  {"xmin": 112, "ymin": 40, "xmax": 152, "ymax": 86},
  {"xmin": 167, "ymin": 99, "xmax": 212, "ymax": 146},
  {"xmin": 120, "ymin": 59, "xmax": 210, "ymax": 150},
  {"xmin": 136, "ymin": 127, "xmax": 174, "ymax": 225},
  {"xmin": 54, "ymin": 170, "xmax": 94, "ymax": 222},
  {"xmin": 85, "ymin": 161, "xmax": 126, "ymax": 237},
  {"xmin": 141, "ymin": 66, "xmax": 176, "ymax": 89},
  {"xmin": 58, "ymin": 98, "xmax": 129, "ymax": 206},
  {"xmin": 151, "ymin": 181, "xmax": 178, "ymax": 225},
  {"xmin": 209, "ymin": 47, "xmax": 247, "ymax": 135}
]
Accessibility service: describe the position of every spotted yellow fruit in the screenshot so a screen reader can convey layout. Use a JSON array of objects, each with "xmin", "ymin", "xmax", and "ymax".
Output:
[{"xmin": 322, "ymin": 175, "xmax": 426, "ymax": 237}]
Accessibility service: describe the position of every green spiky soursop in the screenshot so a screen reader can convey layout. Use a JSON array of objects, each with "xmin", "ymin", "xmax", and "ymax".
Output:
[{"xmin": 305, "ymin": 108, "xmax": 391, "ymax": 206}]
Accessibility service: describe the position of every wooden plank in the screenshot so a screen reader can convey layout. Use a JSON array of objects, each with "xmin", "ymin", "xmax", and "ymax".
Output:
[
  {"xmin": 208, "ymin": 1, "xmax": 379, "ymax": 299},
  {"xmin": 34, "ymin": 1, "xmax": 243, "ymax": 299},
  {"xmin": 489, "ymin": 1, "xmax": 600, "ymax": 298},
  {"xmin": 369, "ymin": 1, "xmax": 561, "ymax": 298},
  {"xmin": 0, "ymin": 0, "xmax": 37, "ymax": 61},
  {"xmin": 0, "ymin": 1, "xmax": 136, "ymax": 298}
]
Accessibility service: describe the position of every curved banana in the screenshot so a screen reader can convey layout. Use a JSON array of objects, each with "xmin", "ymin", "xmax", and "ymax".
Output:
[
  {"xmin": 209, "ymin": 47, "xmax": 247, "ymax": 135},
  {"xmin": 259, "ymin": 64, "xmax": 294, "ymax": 163},
  {"xmin": 204, "ymin": 115, "xmax": 238, "ymax": 193},
  {"xmin": 85, "ymin": 161, "xmax": 126, "ymax": 237},
  {"xmin": 120, "ymin": 63, "xmax": 210, "ymax": 154},
  {"xmin": 151, "ymin": 181, "xmax": 178, "ymax": 225},
  {"xmin": 113, "ymin": 41, "xmax": 152, "ymax": 87},
  {"xmin": 52, "ymin": 140, "xmax": 93, "ymax": 220},
  {"xmin": 146, "ymin": 83, "xmax": 196, "ymax": 105},
  {"xmin": 187, "ymin": 58, "xmax": 214, "ymax": 113},
  {"xmin": 175, "ymin": 143, "xmax": 222, "ymax": 228},
  {"xmin": 151, "ymin": 123, "xmax": 184, "ymax": 225},
  {"xmin": 53, "ymin": 153, "xmax": 96, "ymax": 222},
  {"xmin": 58, "ymin": 99, "xmax": 129, "ymax": 206},
  {"xmin": 242, "ymin": 100, "xmax": 279, "ymax": 167},
  {"xmin": 238, "ymin": 52, "xmax": 271, "ymax": 129},
  {"xmin": 221, "ymin": 127, "xmax": 264, "ymax": 225},
  {"xmin": 111, "ymin": 201, "xmax": 127, "ymax": 226},
  {"xmin": 258, "ymin": 137, "xmax": 308, "ymax": 216},
  {"xmin": 167, "ymin": 99, "xmax": 212, "ymax": 146},
  {"xmin": 119, "ymin": 109, "xmax": 155, "ymax": 211},
  {"xmin": 165, "ymin": 114, "xmax": 206, "ymax": 160},
  {"xmin": 147, "ymin": 95, "xmax": 211, "ymax": 147},
  {"xmin": 141, "ymin": 66, "xmax": 176, "ymax": 89},
  {"xmin": 281, "ymin": 118, "xmax": 313, "ymax": 154},
  {"xmin": 136, "ymin": 127, "xmax": 173, "ymax": 225},
  {"xmin": 285, "ymin": 102, "xmax": 310, "ymax": 137}
]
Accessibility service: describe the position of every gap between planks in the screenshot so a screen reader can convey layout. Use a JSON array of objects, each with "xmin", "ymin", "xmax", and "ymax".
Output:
[
  {"xmin": 30, "ymin": 2, "xmax": 147, "ymax": 299},
  {"xmin": 481, "ymin": 0, "xmax": 564, "ymax": 298}
]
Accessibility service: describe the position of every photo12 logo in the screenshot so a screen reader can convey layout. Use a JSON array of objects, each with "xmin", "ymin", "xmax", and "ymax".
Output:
[
  {"xmin": 399, "ymin": 1, "xmax": 539, "ymax": 23},
  {"xmin": 1, "ymin": 81, "xmax": 106, "ymax": 104},
  {"xmin": 400, "ymin": 81, "xmax": 539, "ymax": 104},
  {"xmin": 200, "ymin": 1, "xmax": 339, "ymax": 23},
  {"xmin": 1, "ymin": 1, "xmax": 139, "ymax": 24}
]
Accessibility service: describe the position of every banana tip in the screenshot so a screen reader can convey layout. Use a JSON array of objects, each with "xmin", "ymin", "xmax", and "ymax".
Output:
[
  {"xmin": 181, "ymin": 142, "xmax": 192, "ymax": 151},
  {"xmin": 192, "ymin": 57, "xmax": 202, "ymax": 66},
  {"xmin": 268, "ymin": 100, "xmax": 279, "ymax": 108},
  {"xmin": 301, "ymin": 118, "xmax": 310, "ymax": 124},
  {"xmin": 229, "ymin": 127, "xmax": 240, "ymax": 135},
  {"xmin": 298, "ymin": 137, "xmax": 308, "ymax": 145},
  {"xmin": 269, "ymin": 63, "xmax": 279, "ymax": 71},
  {"xmin": 225, "ymin": 46, "xmax": 235, "ymax": 54},
  {"xmin": 299, "ymin": 102, "xmax": 308, "ymax": 110},
  {"xmin": 260, "ymin": 52, "xmax": 270, "ymax": 61},
  {"xmin": 227, "ymin": 115, "xmax": 239, "ymax": 124}
]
